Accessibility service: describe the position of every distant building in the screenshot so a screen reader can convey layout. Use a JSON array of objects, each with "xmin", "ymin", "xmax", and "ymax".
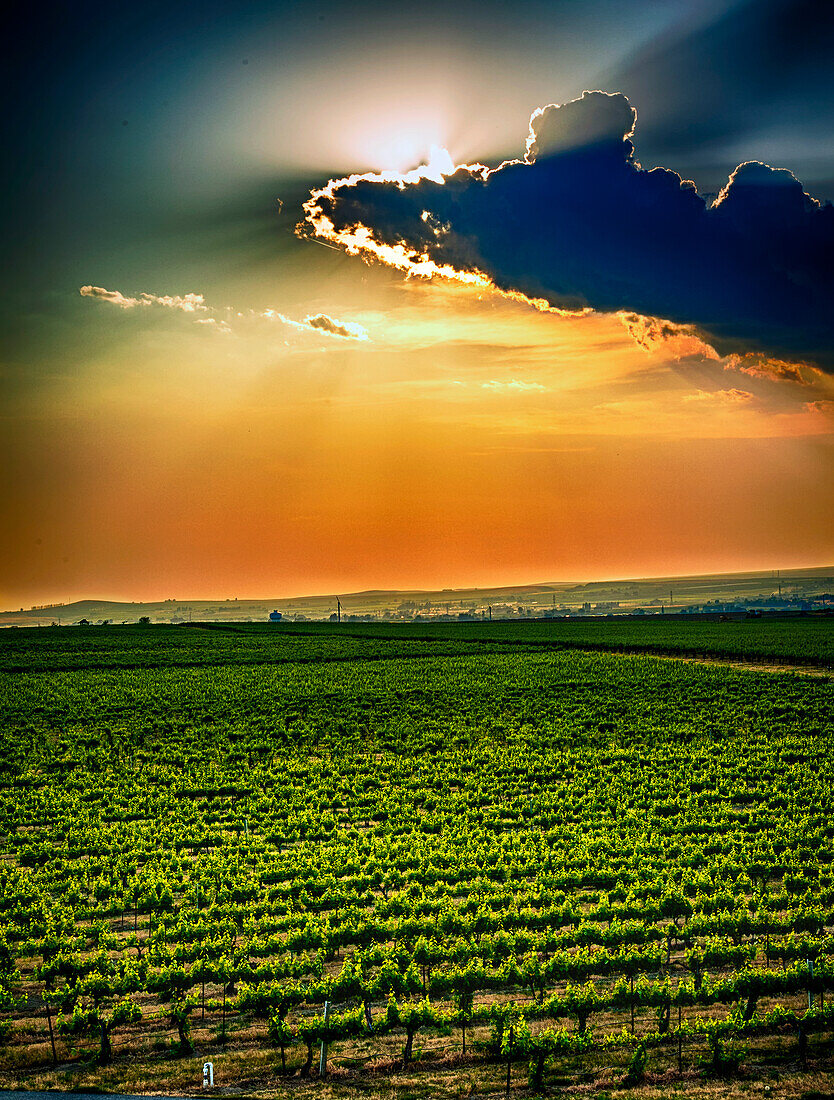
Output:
[{"xmin": 268, "ymin": 610, "xmax": 282, "ymax": 622}]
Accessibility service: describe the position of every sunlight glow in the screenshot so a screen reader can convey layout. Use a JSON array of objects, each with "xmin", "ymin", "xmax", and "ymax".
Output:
[{"xmin": 299, "ymin": 148, "xmax": 590, "ymax": 319}]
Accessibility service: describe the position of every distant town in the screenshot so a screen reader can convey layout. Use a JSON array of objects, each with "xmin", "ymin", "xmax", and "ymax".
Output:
[
  {"xmin": 322, "ymin": 589, "xmax": 833, "ymax": 623},
  {"xmin": 3, "ymin": 566, "xmax": 832, "ymax": 627}
]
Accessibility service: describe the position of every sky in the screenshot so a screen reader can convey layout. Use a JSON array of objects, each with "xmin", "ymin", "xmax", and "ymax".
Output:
[{"xmin": 2, "ymin": 0, "xmax": 833, "ymax": 607}]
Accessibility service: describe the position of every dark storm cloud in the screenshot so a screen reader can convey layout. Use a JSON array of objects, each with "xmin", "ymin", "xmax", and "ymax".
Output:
[{"xmin": 306, "ymin": 91, "xmax": 834, "ymax": 369}]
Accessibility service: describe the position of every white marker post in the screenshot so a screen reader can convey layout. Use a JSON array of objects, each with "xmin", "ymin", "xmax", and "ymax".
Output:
[
  {"xmin": 202, "ymin": 1061, "xmax": 214, "ymax": 1088},
  {"xmin": 319, "ymin": 1001, "xmax": 330, "ymax": 1078}
]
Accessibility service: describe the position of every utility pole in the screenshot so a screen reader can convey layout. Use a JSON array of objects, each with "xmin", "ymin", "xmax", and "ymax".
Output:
[{"xmin": 336, "ymin": 598, "xmax": 341, "ymax": 624}]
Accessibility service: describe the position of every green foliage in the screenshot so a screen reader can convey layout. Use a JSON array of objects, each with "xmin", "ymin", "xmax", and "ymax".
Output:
[
  {"xmin": 702, "ymin": 1031, "xmax": 748, "ymax": 1076},
  {"xmin": 0, "ymin": 624, "xmax": 832, "ymax": 1076},
  {"xmin": 623, "ymin": 1042, "xmax": 647, "ymax": 1085},
  {"xmin": 58, "ymin": 997, "xmax": 141, "ymax": 1064}
]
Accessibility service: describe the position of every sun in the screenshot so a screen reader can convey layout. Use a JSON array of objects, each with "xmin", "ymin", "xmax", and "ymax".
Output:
[
  {"xmin": 350, "ymin": 109, "xmax": 453, "ymax": 175},
  {"xmin": 423, "ymin": 144, "xmax": 455, "ymax": 182}
]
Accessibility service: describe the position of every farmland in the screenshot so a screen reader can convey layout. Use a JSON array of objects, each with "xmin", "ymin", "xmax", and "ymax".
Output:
[{"xmin": 0, "ymin": 620, "xmax": 832, "ymax": 1098}]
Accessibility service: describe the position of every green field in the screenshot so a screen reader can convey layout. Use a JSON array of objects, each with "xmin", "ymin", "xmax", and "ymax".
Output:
[
  {"xmin": 0, "ymin": 623, "xmax": 832, "ymax": 1098},
  {"xmin": 2, "ymin": 615, "xmax": 832, "ymax": 672},
  {"xmin": 265, "ymin": 616, "xmax": 834, "ymax": 666}
]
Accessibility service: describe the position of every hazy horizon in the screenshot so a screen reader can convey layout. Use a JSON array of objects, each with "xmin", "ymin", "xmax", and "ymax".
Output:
[{"xmin": 6, "ymin": 561, "xmax": 833, "ymax": 617}]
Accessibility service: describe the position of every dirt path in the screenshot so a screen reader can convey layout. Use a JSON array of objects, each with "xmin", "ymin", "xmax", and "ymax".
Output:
[{"xmin": 628, "ymin": 650, "xmax": 832, "ymax": 678}]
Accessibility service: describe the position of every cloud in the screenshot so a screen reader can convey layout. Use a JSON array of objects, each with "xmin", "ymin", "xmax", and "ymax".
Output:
[
  {"xmin": 80, "ymin": 285, "xmax": 208, "ymax": 313},
  {"xmin": 683, "ymin": 388, "xmax": 754, "ymax": 405},
  {"xmin": 79, "ymin": 285, "xmax": 145, "ymax": 309},
  {"xmin": 481, "ymin": 379, "xmax": 547, "ymax": 393},
  {"xmin": 194, "ymin": 317, "xmax": 232, "ymax": 334},
  {"xmin": 143, "ymin": 292, "xmax": 207, "ymax": 313},
  {"xmin": 259, "ymin": 308, "xmax": 369, "ymax": 340},
  {"xmin": 80, "ymin": 286, "xmax": 369, "ymax": 341},
  {"xmin": 302, "ymin": 90, "xmax": 834, "ymax": 370},
  {"xmin": 618, "ymin": 312, "xmax": 719, "ymax": 361},
  {"xmin": 723, "ymin": 353, "xmax": 812, "ymax": 386},
  {"xmin": 302, "ymin": 313, "xmax": 369, "ymax": 340}
]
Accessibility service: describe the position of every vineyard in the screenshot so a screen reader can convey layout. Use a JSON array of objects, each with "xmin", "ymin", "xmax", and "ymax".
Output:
[
  {"xmin": 0, "ymin": 622, "xmax": 832, "ymax": 1098},
  {"xmin": 3, "ymin": 615, "xmax": 832, "ymax": 673}
]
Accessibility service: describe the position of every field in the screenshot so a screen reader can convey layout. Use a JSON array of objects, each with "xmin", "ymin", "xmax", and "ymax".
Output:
[
  {"xmin": 0, "ymin": 620, "xmax": 833, "ymax": 1099},
  {"xmin": 2, "ymin": 616, "xmax": 833, "ymax": 672}
]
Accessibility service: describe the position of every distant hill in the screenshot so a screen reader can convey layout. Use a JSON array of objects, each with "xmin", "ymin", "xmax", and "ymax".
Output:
[{"xmin": 2, "ymin": 565, "xmax": 832, "ymax": 626}]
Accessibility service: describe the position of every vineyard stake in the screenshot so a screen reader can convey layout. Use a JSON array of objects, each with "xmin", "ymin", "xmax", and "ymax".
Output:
[
  {"xmin": 506, "ymin": 1024, "xmax": 513, "ymax": 1099},
  {"xmin": 630, "ymin": 975, "xmax": 635, "ymax": 1033},
  {"xmin": 319, "ymin": 1000, "xmax": 330, "ymax": 1078},
  {"xmin": 46, "ymin": 1004, "xmax": 57, "ymax": 1066},
  {"xmin": 807, "ymin": 957, "xmax": 813, "ymax": 1009}
]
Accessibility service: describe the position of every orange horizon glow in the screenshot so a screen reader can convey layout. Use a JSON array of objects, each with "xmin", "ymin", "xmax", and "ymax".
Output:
[
  {"xmin": 4, "ymin": 265, "xmax": 831, "ymax": 612},
  {"xmin": 10, "ymin": 553, "xmax": 834, "ymax": 614}
]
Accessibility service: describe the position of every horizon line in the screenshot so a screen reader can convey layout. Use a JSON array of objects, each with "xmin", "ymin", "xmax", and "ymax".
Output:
[{"xmin": 4, "ymin": 562, "xmax": 833, "ymax": 616}]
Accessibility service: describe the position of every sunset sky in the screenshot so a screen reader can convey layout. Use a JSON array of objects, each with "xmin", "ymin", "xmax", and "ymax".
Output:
[{"xmin": 2, "ymin": 0, "xmax": 833, "ymax": 608}]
